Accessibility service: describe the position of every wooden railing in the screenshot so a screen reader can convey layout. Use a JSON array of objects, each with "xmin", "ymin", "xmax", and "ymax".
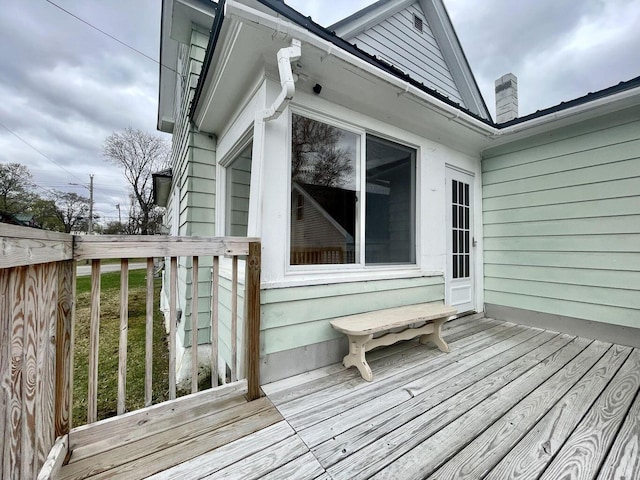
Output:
[{"xmin": 0, "ymin": 225, "xmax": 261, "ymax": 479}]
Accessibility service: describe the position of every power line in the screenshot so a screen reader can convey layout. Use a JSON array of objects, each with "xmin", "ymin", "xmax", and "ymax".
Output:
[
  {"xmin": 44, "ymin": 0, "xmax": 181, "ymax": 76},
  {"xmin": 0, "ymin": 120, "xmax": 85, "ymax": 183}
]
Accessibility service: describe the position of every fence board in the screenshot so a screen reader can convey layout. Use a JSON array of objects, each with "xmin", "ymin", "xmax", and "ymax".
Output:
[
  {"xmin": 191, "ymin": 256, "xmax": 199, "ymax": 394},
  {"xmin": 211, "ymin": 257, "xmax": 219, "ymax": 388},
  {"xmin": 74, "ymin": 236, "xmax": 258, "ymax": 260},
  {"xmin": 117, "ymin": 260, "xmax": 129, "ymax": 415},
  {"xmin": 0, "ymin": 268, "xmax": 10, "ymax": 478},
  {"xmin": 88, "ymin": 260, "xmax": 101, "ymax": 424},
  {"xmin": 145, "ymin": 259, "xmax": 154, "ymax": 407},
  {"xmin": 55, "ymin": 260, "xmax": 74, "ymax": 435}
]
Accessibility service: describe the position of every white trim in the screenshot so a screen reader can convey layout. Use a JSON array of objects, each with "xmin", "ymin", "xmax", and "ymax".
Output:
[
  {"xmin": 331, "ymin": 0, "xmax": 416, "ymax": 40},
  {"xmin": 263, "ymin": 270, "xmax": 442, "ymax": 290},
  {"xmin": 285, "ymin": 105, "xmax": 420, "ymax": 275}
]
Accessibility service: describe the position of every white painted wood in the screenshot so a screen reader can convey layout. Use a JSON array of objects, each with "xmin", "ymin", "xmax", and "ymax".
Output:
[
  {"xmin": 331, "ymin": 303, "xmax": 455, "ymax": 380},
  {"xmin": 445, "ymin": 166, "xmax": 475, "ymax": 313}
]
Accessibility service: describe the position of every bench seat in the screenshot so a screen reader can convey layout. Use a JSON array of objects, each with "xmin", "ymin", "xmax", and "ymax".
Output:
[{"xmin": 330, "ymin": 303, "xmax": 457, "ymax": 381}]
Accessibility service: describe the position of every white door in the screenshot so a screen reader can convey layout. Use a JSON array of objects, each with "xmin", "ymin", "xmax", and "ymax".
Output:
[{"xmin": 445, "ymin": 167, "xmax": 475, "ymax": 313}]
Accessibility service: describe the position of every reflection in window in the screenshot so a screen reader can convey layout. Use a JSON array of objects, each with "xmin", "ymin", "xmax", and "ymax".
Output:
[
  {"xmin": 290, "ymin": 114, "xmax": 358, "ymax": 265},
  {"xmin": 365, "ymin": 136, "xmax": 415, "ymax": 264}
]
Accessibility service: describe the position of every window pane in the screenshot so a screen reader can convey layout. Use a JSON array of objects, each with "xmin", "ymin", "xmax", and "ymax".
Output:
[
  {"xmin": 226, "ymin": 144, "xmax": 252, "ymax": 236},
  {"xmin": 464, "ymin": 183, "xmax": 470, "ymax": 207},
  {"xmin": 365, "ymin": 136, "xmax": 416, "ymax": 264},
  {"xmin": 290, "ymin": 114, "xmax": 358, "ymax": 265},
  {"xmin": 452, "ymin": 205, "xmax": 458, "ymax": 228},
  {"xmin": 453, "ymin": 254, "xmax": 458, "ymax": 278},
  {"xmin": 452, "ymin": 180, "xmax": 458, "ymax": 204}
]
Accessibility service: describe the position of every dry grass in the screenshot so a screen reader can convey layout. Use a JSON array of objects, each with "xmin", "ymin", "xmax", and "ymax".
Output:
[{"xmin": 73, "ymin": 270, "xmax": 169, "ymax": 425}]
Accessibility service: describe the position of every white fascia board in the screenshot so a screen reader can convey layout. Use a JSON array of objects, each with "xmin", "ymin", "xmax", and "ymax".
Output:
[
  {"xmin": 419, "ymin": 0, "xmax": 490, "ymax": 120},
  {"xmin": 223, "ymin": 0, "xmax": 497, "ymax": 137},
  {"xmin": 333, "ymin": 0, "xmax": 415, "ymax": 40},
  {"xmin": 490, "ymin": 86, "xmax": 640, "ymax": 145}
]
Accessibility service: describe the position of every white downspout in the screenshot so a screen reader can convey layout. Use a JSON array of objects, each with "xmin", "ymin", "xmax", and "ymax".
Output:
[{"xmin": 248, "ymin": 39, "xmax": 302, "ymax": 238}]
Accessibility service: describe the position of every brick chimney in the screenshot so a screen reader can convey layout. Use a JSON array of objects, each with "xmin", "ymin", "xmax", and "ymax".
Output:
[{"xmin": 495, "ymin": 73, "xmax": 518, "ymax": 123}]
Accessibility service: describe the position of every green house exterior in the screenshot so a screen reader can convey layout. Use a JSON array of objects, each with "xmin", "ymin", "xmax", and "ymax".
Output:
[
  {"xmin": 483, "ymin": 106, "xmax": 640, "ymax": 344},
  {"xmin": 158, "ymin": 0, "xmax": 640, "ymax": 385}
]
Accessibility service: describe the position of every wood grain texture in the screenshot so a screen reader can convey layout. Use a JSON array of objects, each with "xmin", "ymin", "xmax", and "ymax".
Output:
[
  {"xmin": 335, "ymin": 337, "xmax": 591, "ymax": 480},
  {"xmin": 305, "ymin": 328, "xmax": 552, "ymax": 454},
  {"xmin": 73, "ymin": 236, "xmax": 258, "ymax": 260},
  {"xmin": 429, "ymin": 341, "xmax": 616, "ymax": 479},
  {"xmin": 211, "ymin": 256, "xmax": 219, "ymax": 388},
  {"xmin": 0, "ymin": 229, "xmax": 73, "ymax": 269},
  {"xmin": 0, "ymin": 268, "xmax": 9, "ymax": 478},
  {"xmin": 316, "ymin": 332, "xmax": 572, "ymax": 471},
  {"xmin": 330, "ymin": 303, "xmax": 456, "ymax": 335},
  {"xmin": 37, "ymin": 434, "xmax": 67, "ymax": 480},
  {"xmin": 55, "ymin": 260, "xmax": 74, "ymax": 436},
  {"xmin": 87, "ymin": 260, "xmax": 101, "ymax": 424},
  {"xmin": 117, "ymin": 259, "xmax": 128, "ymax": 415},
  {"xmin": 22, "ymin": 264, "xmax": 39, "ymax": 479},
  {"xmin": 539, "ymin": 348, "xmax": 640, "ymax": 480},
  {"xmin": 280, "ymin": 324, "xmax": 523, "ymax": 427},
  {"xmin": 145, "ymin": 258, "xmax": 154, "ymax": 407},
  {"xmin": 597, "ymin": 362, "xmax": 640, "ymax": 480},
  {"xmin": 147, "ymin": 420, "xmax": 294, "ymax": 480},
  {"xmin": 68, "ymin": 380, "xmax": 248, "ymax": 455},
  {"xmin": 245, "ymin": 242, "xmax": 261, "ymax": 400},
  {"xmin": 258, "ymin": 451, "xmax": 326, "ymax": 480},
  {"xmin": 169, "ymin": 257, "xmax": 177, "ymax": 400},
  {"xmin": 486, "ymin": 344, "xmax": 632, "ymax": 480},
  {"xmin": 191, "ymin": 256, "xmax": 199, "ymax": 394}
]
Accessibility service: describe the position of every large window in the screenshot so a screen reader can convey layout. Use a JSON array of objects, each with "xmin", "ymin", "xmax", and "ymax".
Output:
[{"xmin": 290, "ymin": 113, "xmax": 416, "ymax": 266}]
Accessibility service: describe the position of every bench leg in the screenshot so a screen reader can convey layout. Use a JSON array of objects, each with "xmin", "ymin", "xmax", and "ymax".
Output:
[
  {"xmin": 419, "ymin": 317, "xmax": 450, "ymax": 353},
  {"xmin": 343, "ymin": 334, "xmax": 374, "ymax": 381}
]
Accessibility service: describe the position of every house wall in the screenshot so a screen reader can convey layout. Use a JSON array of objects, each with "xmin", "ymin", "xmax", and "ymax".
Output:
[
  {"xmin": 253, "ymin": 82, "xmax": 484, "ymax": 382},
  {"xmin": 347, "ymin": 3, "xmax": 464, "ymax": 107},
  {"xmin": 163, "ymin": 27, "xmax": 219, "ymax": 384},
  {"xmin": 227, "ymin": 147, "xmax": 252, "ymax": 236},
  {"xmin": 482, "ymin": 107, "xmax": 640, "ymax": 344}
]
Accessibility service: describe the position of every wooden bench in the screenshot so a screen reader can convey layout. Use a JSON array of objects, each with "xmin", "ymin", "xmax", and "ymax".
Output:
[{"xmin": 330, "ymin": 303, "xmax": 457, "ymax": 381}]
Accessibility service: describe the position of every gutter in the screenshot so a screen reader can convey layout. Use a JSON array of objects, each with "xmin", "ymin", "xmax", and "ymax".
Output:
[
  {"xmin": 224, "ymin": 0, "xmax": 498, "ymax": 137},
  {"xmin": 189, "ymin": 0, "xmax": 225, "ymax": 120},
  {"xmin": 260, "ymin": 39, "xmax": 302, "ymax": 121}
]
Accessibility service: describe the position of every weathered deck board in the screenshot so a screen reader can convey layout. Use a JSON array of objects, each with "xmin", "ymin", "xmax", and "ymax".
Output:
[
  {"xmin": 597, "ymin": 358, "xmax": 640, "ymax": 480},
  {"xmin": 48, "ymin": 319, "xmax": 640, "ymax": 480},
  {"xmin": 485, "ymin": 343, "xmax": 632, "ymax": 480},
  {"xmin": 300, "ymin": 327, "xmax": 547, "ymax": 449},
  {"xmin": 539, "ymin": 348, "xmax": 640, "ymax": 480}
]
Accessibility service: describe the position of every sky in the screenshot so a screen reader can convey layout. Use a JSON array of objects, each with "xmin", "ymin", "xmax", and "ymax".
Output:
[{"xmin": 1, "ymin": 0, "xmax": 639, "ymax": 224}]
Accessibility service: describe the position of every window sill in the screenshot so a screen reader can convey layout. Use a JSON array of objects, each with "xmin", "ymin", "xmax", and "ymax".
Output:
[{"xmin": 263, "ymin": 268, "xmax": 443, "ymax": 290}]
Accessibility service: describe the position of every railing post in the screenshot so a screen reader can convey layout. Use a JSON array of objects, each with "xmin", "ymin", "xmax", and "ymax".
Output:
[
  {"xmin": 244, "ymin": 242, "xmax": 261, "ymax": 401},
  {"xmin": 55, "ymin": 259, "xmax": 75, "ymax": 436}
]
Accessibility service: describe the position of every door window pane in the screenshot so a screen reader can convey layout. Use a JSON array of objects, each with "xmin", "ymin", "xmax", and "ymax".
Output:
[
  {"xmin": 365, "ymin": 136, "xmax": 416, "ymax": 264},
  {"xmin": 290, "ymin": 114, "xmax": 358, "ymax": 265}
]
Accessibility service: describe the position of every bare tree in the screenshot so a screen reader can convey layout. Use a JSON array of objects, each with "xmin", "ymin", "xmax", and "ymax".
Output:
[
  {"xmin": 0, "ymin": 162, "xmax": 34, "ymax": 213},
  {"xmin": 53, "ymin": 191, "xmax": 90, "ymax": 233},
  {"xmin": 103, "ymin": 127, "xmax": 169, "ymax": 234},
  {"xmin": 291, "ymin": 115, "xmax": 354, "ymax": 187}
]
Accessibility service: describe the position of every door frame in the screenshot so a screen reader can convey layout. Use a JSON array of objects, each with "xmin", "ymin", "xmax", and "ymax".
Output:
[{"xmin": 445, "ymin": 165, "xmax": 476, "ymax": 313}]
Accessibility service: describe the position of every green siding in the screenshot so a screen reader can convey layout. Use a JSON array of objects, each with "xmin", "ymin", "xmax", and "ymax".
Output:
[
  {"xmin": 261, "ymin": 276, "xmax": 444, "ymax": 355},
  {"xmin": 482, "ymin": 109, "xmax": 640, "ymax": 329}
]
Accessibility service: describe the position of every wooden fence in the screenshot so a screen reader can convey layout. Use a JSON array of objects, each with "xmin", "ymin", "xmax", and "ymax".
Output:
[{"xmin": 0, "ymin": 225, "xmax": 261, "ymax": 479}]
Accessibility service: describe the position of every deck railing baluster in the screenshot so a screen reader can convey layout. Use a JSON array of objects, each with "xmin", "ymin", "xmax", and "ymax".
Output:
[
  {"xmin": 231, "ymin": 256, "xmax": 238, "ymax": 383},
  {"xmin": 117, "ymin": 259, "xmax": 129, "ymax": 415},
  {"xmin": 211, "ymin": 256, "xmax": 219, "ymax": 387},
  {"xmin": 191, "ymin": 256, "xmax": 199, "ymax": 394},
  {"xmin": 87, "ymin": 260, "xmax": 101, "ymax": 424},
  {"xmin": 145, "ymin": 258, "xmax": 154, "ymax": 407},
  {"xmin": 169, "ymin": 256, "xmax": 177, "ymax": 400}
]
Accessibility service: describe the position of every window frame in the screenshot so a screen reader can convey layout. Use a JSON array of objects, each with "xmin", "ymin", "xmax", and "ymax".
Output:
[{"xmin": 286, "ymin": 107, "xmax": 420, "ymax": 274}]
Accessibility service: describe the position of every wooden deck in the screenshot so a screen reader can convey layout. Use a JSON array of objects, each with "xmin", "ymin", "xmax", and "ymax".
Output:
[{"xmin": 58, "ymin": 315, "xmax": 640, "ymax": 479}]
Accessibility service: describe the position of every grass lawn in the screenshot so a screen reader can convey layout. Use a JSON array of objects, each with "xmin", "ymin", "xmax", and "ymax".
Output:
[{"xmin": 73, "ymin": 270, "xmax": 169, "ymax": 426}]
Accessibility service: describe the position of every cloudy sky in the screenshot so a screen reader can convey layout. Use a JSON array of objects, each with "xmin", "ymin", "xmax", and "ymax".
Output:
[{"xmin": 1, "ymin": 0, "xmax": 639, "ymax": 224}]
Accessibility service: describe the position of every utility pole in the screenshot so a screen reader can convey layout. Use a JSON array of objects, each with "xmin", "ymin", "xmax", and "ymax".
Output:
[
  {"xmin": 88, "ymin": 174, "xmax": 94, "ymax": 235},
  {"xmin": 116, "ymin": 203, "xmax": 121, "ymax": 223}
]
